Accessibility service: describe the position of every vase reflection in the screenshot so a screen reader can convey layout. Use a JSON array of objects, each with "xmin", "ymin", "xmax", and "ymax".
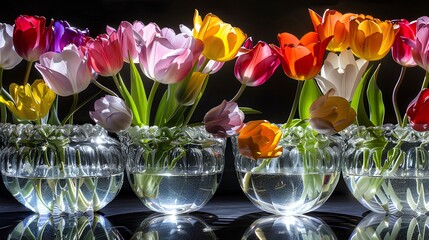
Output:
[
  {"xmin": 131, "ymin": 213, "xmax": 216, "ymax": 240},
  {"xmin": 7, "ymin": 214, "xmax": 122, "ymax": 240},
  {"xmin": 241, "ymin": 214, "xmax": 336, "ymax": 240},
  {"xmin": 350, "ymin": 213, "xmax": 429, "ymax": 240}
]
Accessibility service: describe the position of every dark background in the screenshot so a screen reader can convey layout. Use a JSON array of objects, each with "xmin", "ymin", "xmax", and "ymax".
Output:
[{"xmin": 0, "ymin": 0, "xmax": 427, "ymax": 201}]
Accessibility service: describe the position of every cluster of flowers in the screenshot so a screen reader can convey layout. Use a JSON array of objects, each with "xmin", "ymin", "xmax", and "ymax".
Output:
[
  {"xmin": 0, "ymin": 9, "xmax": 428, "ymax": 162},
  {"xmin": 236, "ymin": 10, "xmax": 429, "ymax": 161}
]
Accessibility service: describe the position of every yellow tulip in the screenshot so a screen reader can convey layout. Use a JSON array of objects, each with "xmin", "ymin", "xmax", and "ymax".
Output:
[
  {"xmin": 349, "ymin": 14, "xmax": 398, "ymax": 61},
  {"xmin": 175, "ymin": 72, "xmax": 208, "ymax": 106},
  {"xmin": 193, "ymin": 9, "xmax": 247, "ymax": 62},
  {"xmin": 0, "ymin": 79, "xmax": 56, "ymax": 121}
]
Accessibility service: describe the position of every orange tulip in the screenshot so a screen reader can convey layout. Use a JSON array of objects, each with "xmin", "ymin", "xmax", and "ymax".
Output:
[
  {"xmin": 309, "ymin": 89, "xmax": 356, "ymax": 135},
  {"xmin": 309, "ymin": 9, "xmax": 355, "ymax": 52},
  {"xmin": 349, "ymin": 14, "xmax": 398, "ymax": 61},
  {"xmin": 270, "ymin": 32, "xmax": 332, "ymax": 80},
  {"xmin": 237, "ymin": 120, "xmax": 283, "ymax": 160}
]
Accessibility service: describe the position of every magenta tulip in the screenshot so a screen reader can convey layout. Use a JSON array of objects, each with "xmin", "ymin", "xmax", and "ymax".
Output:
[
  {"xmin": 35, "ymin": 44, "xmax": 92, "ymax": 96},
  {"xmin": 407, "ymin": 88, "xmax": 429, "ymax": 131},
  {"xmin": 86, "ymin": 32, "xmax": 123, "ymax": 76},
  {"xmin": 139, "ymin": 27, "xmax": 203, "ymax": 84},
  {"xmin": 391, "ymin": 19, "xmax": 417, "ymax": 67},
  {"xmin": 234, "ymin": 38, "xmax": 280, "ymax": 86},
  {"xmin": 90, "ymin": 95, "xmax": 132, "ymax": 133},
  {"xmin": 403, "ymin": 16, "xmax": 429, "ymax": 72},
  {"xmin": 203, "ymin": 100, "xmax": 244, "ymax": 138},
  {"xmin": 0, "ymin": 23, "xmax": 22, "ymax": 69}
]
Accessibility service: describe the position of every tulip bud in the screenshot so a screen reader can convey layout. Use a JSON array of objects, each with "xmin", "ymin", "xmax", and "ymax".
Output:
[
  {"xmin": 203, "ymin": 100, "xmax": 244, "ymax": 138},
  {"xmin": 90, "ymin": 95, "xmax": 132, "ymax": 133},
  {"xmin": 176, "ymin": 72, "xmax": 207, "ymax": 106},
  {"xmin": 407, "ymin": 88, "xmax": 429, "ymax": 132}
]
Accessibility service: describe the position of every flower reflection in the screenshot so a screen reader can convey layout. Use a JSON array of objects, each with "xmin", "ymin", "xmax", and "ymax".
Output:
[
  {"xmin": 351, "ymin": 213, "xmax": 429, "ymax": 240},
  {"xmin": 7, "ymin": 214, "xmax": 122, "ymax": 239},
  {"xmin": 242, "ymin": 215, "xmax": 336, "ymax": 240},
  {"xmin": 132, "ymin": 214, "xmax": 216, "ymax": 240}
]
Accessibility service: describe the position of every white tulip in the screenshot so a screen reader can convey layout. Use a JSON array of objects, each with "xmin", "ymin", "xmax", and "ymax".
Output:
[
  {"xmin": 0, "ymin": 23, "xmax": 22, "ymax": 69},
  {"xmin": 315, "ymin": 49, "xmax": 369, "ymax": 101}
]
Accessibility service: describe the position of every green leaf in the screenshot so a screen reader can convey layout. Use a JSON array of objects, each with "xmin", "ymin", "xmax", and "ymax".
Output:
[
  {"xmin": 366, "ymin": 64, "xmax": 384, "ymax": 126},
  {"xmin": 47, "ymin": 96, "xmax": 61, "ymax": 125},
  {"xmin": 130, "ymin": 58, "xmax": 148, "ymax": 125},
  {"xmin": 351, "ymin": 65, "xmax": 374, "ymax": 127},
  {"xmin": 154, "ymin": 85, "xmax": 180, "ymax": 127},
  {"xmin": 239, "ymin": 107, "xmax": 262, "ymax": 115},
  {"xmin": 117, "ymin": 74, "xmax": 142, "ymax": 125},
  {"xmin": 298, "ymin": 79, "xmax": 321, "ymax": 120}
]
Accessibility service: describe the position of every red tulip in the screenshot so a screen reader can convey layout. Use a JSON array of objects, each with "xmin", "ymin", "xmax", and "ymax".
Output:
[
  {"xmin": 392, "ymin": 19, "xmax": 417, "ymax": 67},
  {"xmin": 407, "ymin": 88, "xmax": 429, "ymax": 131},
  {"xmin": 13, "ymin": 15, "xmax": 54, "ymax": 62},
  {"xmin": 234, "ymin": 38, "xmax": 280, "ymax": 86},
  {"xmin": 86, "ymin": 32, "xmax": 124, "ymax": 76}
]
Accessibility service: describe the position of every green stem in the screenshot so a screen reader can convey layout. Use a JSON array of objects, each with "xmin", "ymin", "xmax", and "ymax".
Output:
[
  {"xmin": 23, "ymin": 61, "xmax": 33, "ymax": 85},
  {"xmin": 147, "ymin": 81, "xmax": 160, "ymax": 125},
  {"xmin": 198, "ymin": 58, "xmax": 210, "ymax": 73},
  {"xmin": 112, "ymin": 74, "xmax": 125, "ymax": 98},
  {"xmin": 230, "ymin": 84, "xmax": 246, "ymax": 102},
  {"xmin": 182, "ymin": 75, "xmax": 209, "ymax": 126},
  {"xmin": 0, "ymin": 68, "xmax": 6, "ymax": 123},
  {"xmin": 392, "ymin": 66, "xmax": 406, "ymax": 127},
  {"xmin": 91, "ymin": 79, "xmax": 118, "ymax": 97},
  {"xmin": 284, "ymin": 80, "xmax": 304, "ymax": 127},
  {"xmin": 421, "ymin": 71, "xmax": 429, "ymax": 89},
  {"xmin": 61, "ymin": 93, "xmax": 78, "ymax": 125}
]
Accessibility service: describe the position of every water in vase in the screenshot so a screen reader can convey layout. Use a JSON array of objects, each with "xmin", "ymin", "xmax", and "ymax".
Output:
[
  {"xmin": 128, "ymin": 170, "xmax": 222, "ymax": 214},
  {"xmin": 344, "ymin": 175, "xmax": 429, "ymax": 215},
  {"xmin": 2, "ymin": 167, "xmax": 124, "ymax": 215},
  {"xmin": 237, "ymin": 171, "xmax": 339, "ymax": 215}
]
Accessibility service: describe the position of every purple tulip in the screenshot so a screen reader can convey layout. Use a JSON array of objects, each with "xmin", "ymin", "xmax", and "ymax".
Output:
[
  {"xmin": 203, "ymin": 100, "xmax": 245, "ymax": 138},
  {"xmin": 89, "ymin": 95, "xmax": 133, "ymax": 133},
  {"xmin": 50, "ymin": 20, "xmax": 89, "ymax": 53}
]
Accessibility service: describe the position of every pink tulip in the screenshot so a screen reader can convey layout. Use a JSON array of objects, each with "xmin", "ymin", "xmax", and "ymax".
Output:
[
  {"xmin": 0, "ymin": 23, "xmax": 22, "ymax": 69},
  {"xmin": 139, "ymin": 27, "xmax": 203, "ymax": 84},
  {"xmin": 35, "ymin": 44, "xmax": 92, "ymax": 96},
  {"xmin": 90, "ymin": 95, "xmax": 132, "ymax": 133},
  {"xmin": 203, "ymin": 100, "xmax": 244, "ymax": 138},
  {"xmin": 234, "ymin": 38, "xmax": 280, "ymax": 86},
  {"xmin": 403, "ymin": 16, "xmax": 429, "ymax": 72},
  {"xmin": 106, "ymin": 21, "xmax": 147, "ymax": 63},
  {"xmin": 391, "ymin": 19, "xmax": 417, "ymax": 67},
  {"xmin": 86, "ymin": 32, "xmax": 123, "ymax": 76}
]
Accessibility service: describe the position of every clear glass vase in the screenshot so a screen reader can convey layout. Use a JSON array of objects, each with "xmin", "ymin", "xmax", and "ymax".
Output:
[
  {"xmin": 342, "ymin": 124, "xmax": 429, "ymax": 215},
  {"xmin": 233, "ymin": 125, "xmax": 341, "ymax": 215},
  {"xmin": 0, "ymin": 124, "xmax": 124, "ymax": 215},
  {"xmin": 118, "ymin": 125, "xmax": 225, "ymax": 214}
]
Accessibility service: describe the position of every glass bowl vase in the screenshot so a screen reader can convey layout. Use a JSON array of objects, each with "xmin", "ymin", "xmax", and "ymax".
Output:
[
  {"xmin": 232, "ymin": 125, "xmax": 341, "ymax": 215},
  {"xmin": 118, "ymin": 125, "xmax": 225, "ymax": 214}
]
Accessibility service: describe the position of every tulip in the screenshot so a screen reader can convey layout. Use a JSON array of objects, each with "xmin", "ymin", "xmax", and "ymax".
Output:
[
  {"xmin": 106, "ymin": 20, "xmax": 146, "ymax": 63},
  {"xmin": 35, "ymin": 44, "xmax": 92, "ymax": 96},
  {"xmin": 315, "ymin": 49, "xmax": 369, "ymax": 101},
  {"xmin": 50, "ymin": 20, "xmax": 89, "ymax": 53},
  {"xmin": 193, "ymin": 9, "xmax": 247, "ymax": 62},
  {"xmin": 349, "ymin": 14, "xmax": 398, "ymax": 61},
  {"xmin": 180, "ymin": 24, "xmax": 224, "ymax": 74},
  {"xmin": 406, "ymin": 88, "xmax": 429, "ymax": 131},
  {"xmin": 203, "ymin": 100, "xmax": 244, "ymax": 138},
  {"xmin": 391, "ymin": 19, "xmax": 417, "ymax": 67},
  {"xmin": 175, "ymin": 72, "xmax": 207, "ymax": 106},
  {"xmin": 0, "ymin": 79, "xmax": 55, "ymax": 121},
  {"xmin": 234, "ymin": 38, "xmax": 280, "ymax": 87},
  {"xmin": 90, "ymin": 95, "xmax": 132, "ymax": 133},
  {"xmin": 237, "ymin": 120, "xmax": 283, "ymax": 160},
  {"xmin": 403, "ymin": 16, "xmax": 429, "ymax": 72},
  {"xmin": 270, "ymin": 32, "xmax": 332, "ymax": 80},
  {"xmin": 309, "ymin": 89, "xmax": 356, "ymax": 135},
  {"xmin": 86, "ymin": 32, "xmax": 123, "ymax": 77},
  {"xmin": 309, "ymin": 9, "xmax": 355, "ymax": 52},
  {"xmin": 13, "ymin": 15, "xmax": 54, "ymax": 62},
  {"xmin": 0, "ymin": 23, "xmax": 22, "ymax": 69},
  {"xmin": 139, "ymin": 27, "xmax": 203, "ymax": 84}
]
